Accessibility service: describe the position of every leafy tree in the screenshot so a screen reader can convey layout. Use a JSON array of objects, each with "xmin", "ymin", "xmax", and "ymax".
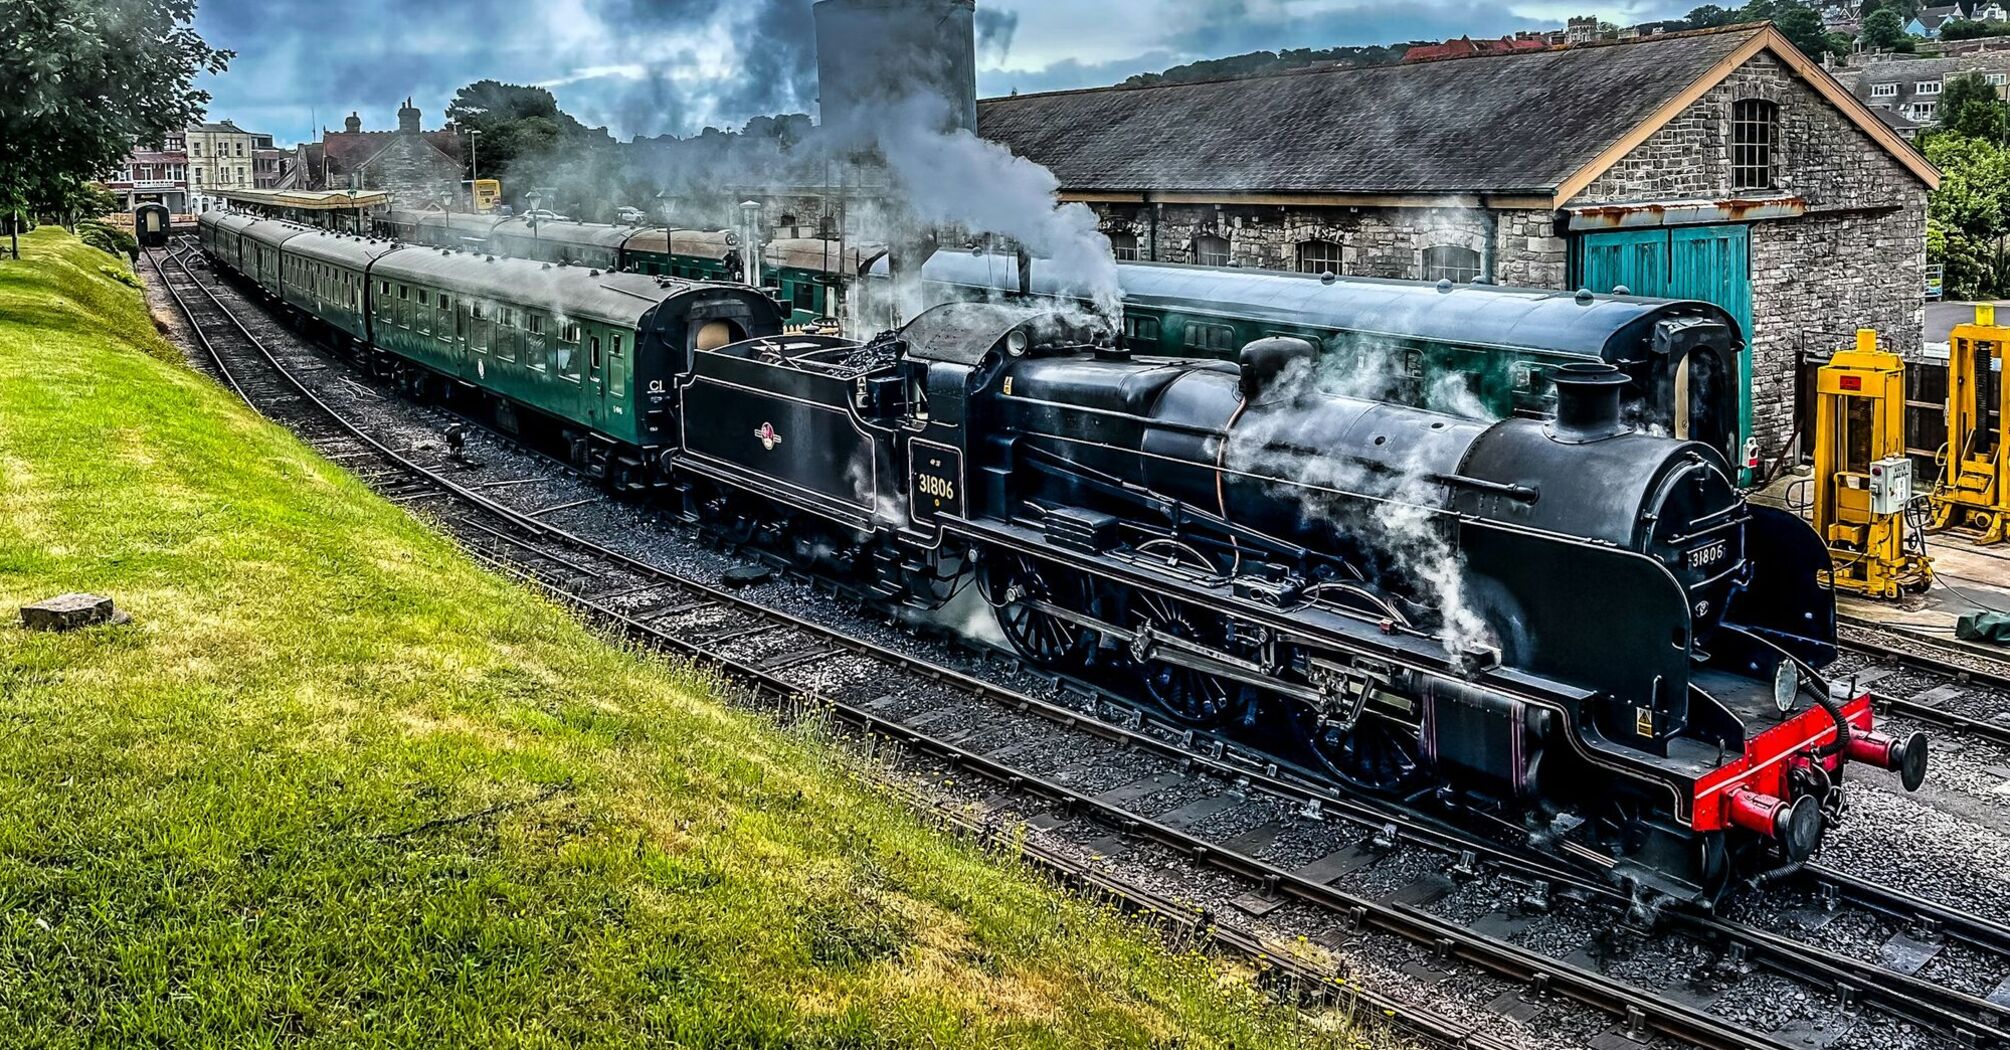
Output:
[
  {"xmin": 444, "ymin": 79, "xmax": 615, "ymax": 186},
  {"xmin": 1771, "ymin": 3, "xmax": 1838, "ymax": 58},
  {"xmin": 1687, "ymin": 4, "xmax": 1738, "ymax": 26},
  {"xmin": 0, "ymin": 0, "xmax": 229, "ymax": 260},
  {"xmin": 1925, "ymin": 134, "xmax": 2010, "ymax": 297},
  {"xmin": 1940, "ymin": 18, "xmax": 2010, "ymax": 38},
  {"xmin": 1861, "ymin": 7, "xmax": 1910, "ymax": 49},
  {"xmin": 1941, "ymin": 72, "xmax": 2009, "ymax": 142}
]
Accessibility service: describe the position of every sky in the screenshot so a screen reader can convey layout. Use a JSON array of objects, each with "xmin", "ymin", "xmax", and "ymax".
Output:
[{"xmin": 193, "ymin": 0, "xmax": 1691, "ymax": 148}]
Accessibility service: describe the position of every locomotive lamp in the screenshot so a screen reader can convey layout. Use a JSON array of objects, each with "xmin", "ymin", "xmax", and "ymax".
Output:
[{"xmin": 1772, "ymin": 660, "xmax": 1799, "ymax": 714}]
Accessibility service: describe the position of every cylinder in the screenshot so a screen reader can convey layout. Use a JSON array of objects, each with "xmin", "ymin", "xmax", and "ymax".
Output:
[{"xmin": 814, "ymin": 0, "xmax": 979, "ymax": 135}]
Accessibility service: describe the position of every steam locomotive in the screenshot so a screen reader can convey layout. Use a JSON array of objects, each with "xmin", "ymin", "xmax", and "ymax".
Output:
[{"xmin": 197, "ymin": 211, "xmax": 1927, "ymax": 903}]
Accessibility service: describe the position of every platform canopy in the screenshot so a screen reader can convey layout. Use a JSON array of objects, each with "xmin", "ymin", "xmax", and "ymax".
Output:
[{"xmin": 217, "ymin": 188, "xmax": 391, "ymax": 211}]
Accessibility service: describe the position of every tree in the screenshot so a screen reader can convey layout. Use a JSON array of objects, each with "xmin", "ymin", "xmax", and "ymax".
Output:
[
  {"xmin": 1940, "ymin": 18, "xmax": 2010, "ymax": 38},
  {"xmin": 1861, "ymin": 7, "xmax": 1909, "ymax": 49},
  {"xmin": 1687, "ymin": 4, "xmax": 1737, "ymax": 26},
  {"xmin": 1771, "ymin": 3, "xmax": 1838, "ymax": 58},
  {"xmin": 0, "ymin": 0, "xmax": 229, "ymax": 260},
  {"xmin": 1925, "ymin": 134, "xmax": 2010, "ymax": 297},
  {"xmin": 1941, "ymin": 72, "xmax": 2009, "ymax": 142}
]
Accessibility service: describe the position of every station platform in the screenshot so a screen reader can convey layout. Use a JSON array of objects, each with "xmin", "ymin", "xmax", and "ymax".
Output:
[{"xmin": 1751, "ymin": 470, "xmax": 2010, "ymax": 646}]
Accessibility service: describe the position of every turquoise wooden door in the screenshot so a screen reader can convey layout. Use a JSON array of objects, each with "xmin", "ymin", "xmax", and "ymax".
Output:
[
  {"xmin": 1576, "ymin": 225, "xmax": 1755, "ymax": 476},
  {"xmin": 1577, "ymin": 228, "xmax": 1669, "ymax": 297}
]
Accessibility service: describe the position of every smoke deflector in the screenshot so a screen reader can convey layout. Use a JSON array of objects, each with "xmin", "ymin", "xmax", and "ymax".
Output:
[{"xmin": 1547, "ymin": 362, "xmax": 1633, "ymax": 444}]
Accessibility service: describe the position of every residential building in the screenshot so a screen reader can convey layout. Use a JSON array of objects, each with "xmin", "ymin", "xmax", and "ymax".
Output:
[
  {"xmin": 1403, "ymin": 35, "xmax": 1548, "ymax": 61},
  {"xmin": 1837, "ymin": 50, "xmax": 2010, "ymax": 127},
  {"xmin": 102, "ymin": 130, "xmax": 190, "ymax": 212},
  {"xmin": 186, "ymin": 120, "xmax": 265, "ymax": 210},
  {"xmin": 1908, "ymin": 5, "xmax": 1963, "ymax": 38},
  {"xmin": 277, "ymin": 98, "xmax": 464, "ymax": 207},
  {"xmin": 977, "ymin": 25, "xmax": 1938, "ymax": 462}
]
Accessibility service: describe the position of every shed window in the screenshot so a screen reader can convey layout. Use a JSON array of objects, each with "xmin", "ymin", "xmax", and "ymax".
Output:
[
  {"xmin": 1296, "ymin": 240, "xmax": 1343, "ymax": 275},
  {"xmin": 1192, "ymin": 234, "xmax": 1231, "ymax": 268},
  {"xmin": 1731, "ymin": 98, "xmax": 1778, "ymax": 192},
  {"xmin": 1422, "ymin": 245, "xmax": 1483, "ymax": 284},
  {"xmin": 1182, "ymin": 321, "xmax": 1238, "ymax": 356},
  {"xmin": 1108, "ymin": 230, "xmax": 1140, "ymax": 261}
]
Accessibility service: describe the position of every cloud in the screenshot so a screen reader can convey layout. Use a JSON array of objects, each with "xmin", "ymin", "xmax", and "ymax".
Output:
[{"xmin": 188, "ymin": 0, "xmax": 1700, "ymax": 144}]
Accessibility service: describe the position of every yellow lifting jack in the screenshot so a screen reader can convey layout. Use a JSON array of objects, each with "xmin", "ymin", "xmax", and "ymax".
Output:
[
  {"xmin": 1929, "ymin": 304, "xmax": 2010, "ymax": 543},
  {"xmin": 1812, "ymin": 329, "xmax": 1934, "ymax": 599}
]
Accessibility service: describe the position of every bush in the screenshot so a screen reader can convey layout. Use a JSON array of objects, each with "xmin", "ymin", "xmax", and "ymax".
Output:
[
  {"xmin": 77, "ymin": 221, "xmax": 137, "ymax": 259},
  {"xmin": 77, "ymin": 226, "xmax": 118, "ymax": 257}
]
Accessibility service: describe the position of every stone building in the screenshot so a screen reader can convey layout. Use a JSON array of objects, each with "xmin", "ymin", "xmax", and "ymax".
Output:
[
  {"xmin": 977, "ymin": 24, "xmax": 1938, "ymax": 460},
  {"xmin": 279, "ymin": 99, "xmax": 464, "ymax": 206}
]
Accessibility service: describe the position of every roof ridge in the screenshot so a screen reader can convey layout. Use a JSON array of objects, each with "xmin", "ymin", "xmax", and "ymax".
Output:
[{"xmin": 979, "ymin": 22, "xmax": 1770, "ymax": 106}]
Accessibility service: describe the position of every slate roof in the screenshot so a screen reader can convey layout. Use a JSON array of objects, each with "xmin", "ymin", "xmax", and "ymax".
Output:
[{"xmin": 977, "ymin": 26, "xmax": 1763, "ymax": 197}]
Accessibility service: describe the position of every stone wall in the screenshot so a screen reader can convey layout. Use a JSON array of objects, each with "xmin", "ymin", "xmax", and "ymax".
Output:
[
  {"xmin": 368, "ymin": 138, "xmax": 465, "ymax": 209},
  {"xmin": 1567, "ymin": 50, "xmax": 1926, "ymax": 456}
]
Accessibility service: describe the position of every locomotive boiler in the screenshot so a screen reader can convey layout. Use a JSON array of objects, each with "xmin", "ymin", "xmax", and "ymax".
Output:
[{"xmin": 677, "ymin": 302, "xmax": 1925, "ymax": 902}]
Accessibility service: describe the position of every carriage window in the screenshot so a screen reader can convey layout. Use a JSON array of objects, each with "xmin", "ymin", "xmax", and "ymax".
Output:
[
  {"xmin": 1296, "ymin": 239, "xmax": 1343, "ymax": 275},
  {"xmin": 1422, "ymin": 245, "xmax": 1483, "ymax": 284},
  {"xmin": 559, "ymin": 336, "xmax": 587, "ymax": 382},
  {"xmin": 560, "ymin": 323, "xmax": 581, "ymax": 344},
  {"xmin": 1123, "ymin": 313, "xmax": 1161, "ymax": 345},
  {"xmin": 610, "ymin": 335, "xmax": 625, "ymax": 397},
  {"xmin": 792, "ymin": 281, "xmax": 818, "ymax": 312},
  {"xmin": 1182, "ymin": 322, "xmax": 1237, "ymax": 356},
  {"xmin": 527, "ymin": 314, "xmax": 543, "ymax": 336},
  {"xmin": 1192, "ymin": 234, "xmax": 1231, "ymax": 267},
  {"xmin": 1108, "ymin": 230, "xmax": 1140, "ymax": 262}
]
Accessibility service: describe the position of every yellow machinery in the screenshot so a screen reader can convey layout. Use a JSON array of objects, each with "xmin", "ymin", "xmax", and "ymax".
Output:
[
  {"xmin": 1929, "ymin": 304, "xmax": 2010, "ymax": 542},
  {"xmin": 1812, "ymin": 329, "xmax": 1933, "ymax": 599}
]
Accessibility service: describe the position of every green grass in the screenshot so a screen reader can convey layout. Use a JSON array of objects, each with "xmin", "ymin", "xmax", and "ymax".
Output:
[{"xmin": 0, "ymin": 228, "xmax": 1354, "ymax": 1048}]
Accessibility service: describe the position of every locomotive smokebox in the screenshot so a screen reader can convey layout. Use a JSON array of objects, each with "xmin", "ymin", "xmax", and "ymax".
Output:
[
  {"xmin": 1547, "ymin": 362, "xmax": 1633, "ymax": 444},
  {"xmin": 814, "ymin": 0, "xmax": 979, "ymax": 136}
]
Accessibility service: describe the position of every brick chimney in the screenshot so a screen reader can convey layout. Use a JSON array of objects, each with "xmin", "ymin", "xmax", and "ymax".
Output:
[
  {"xmin": 398, "ymin": 98, "xmax": 421, "ymax": 135},
  {"xmin": 343, "ymin": 112, "xmax": 362, "ymax": 134}
]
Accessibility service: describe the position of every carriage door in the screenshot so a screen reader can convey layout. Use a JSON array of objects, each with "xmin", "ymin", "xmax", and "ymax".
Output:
[{"xmin": 587, "ymin": 334, "xmax": 604, "ymax": 424}]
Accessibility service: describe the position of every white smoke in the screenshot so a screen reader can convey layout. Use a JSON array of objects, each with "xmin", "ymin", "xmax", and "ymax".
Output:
[
  {"xmin": 833, "ymin": 93, "xmax": 1123, "ymax": 325},
  {"xmin": 1226, "ymin": 354, "xmax": 1501, "ymax": 660}
]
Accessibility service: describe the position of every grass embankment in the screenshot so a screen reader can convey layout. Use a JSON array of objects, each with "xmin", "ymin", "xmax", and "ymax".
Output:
[{"xmin": 0, "ymin": 228, "xmax": 1341, "ymax": 1047}]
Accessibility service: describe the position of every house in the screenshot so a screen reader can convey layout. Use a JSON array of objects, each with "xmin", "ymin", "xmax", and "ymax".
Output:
[
  {"xmin": 1402, "ymin": 36, "xmax": 1548, "ymax": 61},
  {"xmin": 976, "ymin": 24, "xmax": 1939, "ymax": 461},
  {"xmin": 1908, "ymin": 5, "xmax": 1963, "ymax": 38},
  {"xmin": 1837, "ymin": 51, "xmax": 2010, "ymax": 126},
  {"xmin": 278, "ymin": 98, "xmax": 465, "ymax": 207}
]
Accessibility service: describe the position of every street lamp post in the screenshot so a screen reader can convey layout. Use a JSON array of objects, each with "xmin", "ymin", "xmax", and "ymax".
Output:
[{"xmin": 467, "ymin": 128, "xmax": 481, "ymax": 212}]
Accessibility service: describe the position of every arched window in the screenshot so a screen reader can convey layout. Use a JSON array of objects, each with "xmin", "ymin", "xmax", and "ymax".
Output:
[
  {"xmin": 1731, "ymin": 98, "xmax": 1779, "ymax": 192},
  {"xmin": 778, "ymin": 212, "xmax": 799, "ymax": 228},
  {"xmin": 1108, "ymin": 230, "xmax": 1140, "ymax": 261},
  {"xmin": 1296, "ymin": 239, "xmax": 1343, "ymax": 275},
  {"xmin": 1421, "ymin": 245, "xmax": 1483, "ymax": 284},
  {"xmin": 1192, "ymin": 234, "xmax": 1231, "ymax": 267}
]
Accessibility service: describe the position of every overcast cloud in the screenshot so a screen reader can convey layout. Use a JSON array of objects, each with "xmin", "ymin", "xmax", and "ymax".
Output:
[{"xmin": 195, "ymin": 0, "xmax": 1688, "ymax": 146}]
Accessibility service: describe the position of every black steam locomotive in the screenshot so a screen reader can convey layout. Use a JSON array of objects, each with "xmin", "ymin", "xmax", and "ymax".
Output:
[
  {"xmin": 677, "ymin": 302, "xmax": 1925, "ymax": 901},
  {"xmin": 200, "ymin": 217, "xmax": 1924, "ymax": 901}
]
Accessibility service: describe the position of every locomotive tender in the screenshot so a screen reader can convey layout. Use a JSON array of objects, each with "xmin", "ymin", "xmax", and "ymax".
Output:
[{"xmin": 197, "ymin": 210, "xmax": 1927, "ymax": 902}]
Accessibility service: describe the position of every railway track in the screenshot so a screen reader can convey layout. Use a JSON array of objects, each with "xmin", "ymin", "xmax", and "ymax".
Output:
[{"xmin": 148, "ymin": 240, "xmax": 2008, "ymax": 1050}]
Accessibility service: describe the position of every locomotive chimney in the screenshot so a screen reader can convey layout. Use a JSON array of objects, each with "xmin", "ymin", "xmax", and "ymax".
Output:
[{"xmin": 1547, "ymin": 363, "xmax": 1632, "ymax": 444}]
